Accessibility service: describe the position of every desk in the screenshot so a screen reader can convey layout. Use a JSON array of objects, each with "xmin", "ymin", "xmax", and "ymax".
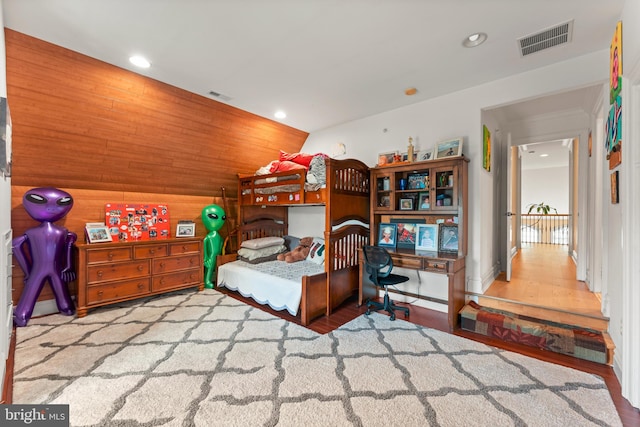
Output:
[{"xmin": 358, "ymin": 248, "xmax": 465, "ymax": 332}]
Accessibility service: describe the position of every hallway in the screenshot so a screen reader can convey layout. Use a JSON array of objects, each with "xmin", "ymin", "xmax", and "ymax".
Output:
[{"xmin": 479, "ymin": 243, "xmax": 608, "ymax": 331}]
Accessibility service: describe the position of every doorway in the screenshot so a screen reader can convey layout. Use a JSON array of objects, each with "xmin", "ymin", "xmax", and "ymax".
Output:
[{"xmin": 483, "ymin": 137, "xmax": 606, "ymax": 329}]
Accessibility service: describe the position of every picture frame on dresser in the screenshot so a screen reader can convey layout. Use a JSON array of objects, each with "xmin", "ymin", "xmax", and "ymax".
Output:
[
  {"xmin": 176, "ymin": 223, "xmax": 195, "ymax": 237},
  {"xmin": 86, "ymin": 225, "xmax": 112, "ymax": 243}
]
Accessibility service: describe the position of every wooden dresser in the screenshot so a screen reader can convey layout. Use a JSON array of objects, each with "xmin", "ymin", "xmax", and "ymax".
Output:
[{"xmin": 75, "ymin": 237, "xmax": 204, "ymax": 317}]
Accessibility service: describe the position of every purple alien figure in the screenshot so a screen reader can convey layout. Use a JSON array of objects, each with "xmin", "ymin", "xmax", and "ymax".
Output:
[{"xmin": 12, "ymin": 187, "xmax": 77, "ymax": 327}]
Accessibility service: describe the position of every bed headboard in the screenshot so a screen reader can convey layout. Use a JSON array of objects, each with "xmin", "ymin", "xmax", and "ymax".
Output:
[
  {"xmin": 237, "ymin": 205, "xmax": 288, "ymax": 246},
  {"xmin": 325, "ymin": 158, "xmax": 370, "ymax": 228}
]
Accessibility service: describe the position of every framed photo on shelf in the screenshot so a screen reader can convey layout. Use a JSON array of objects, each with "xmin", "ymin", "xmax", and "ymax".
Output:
[
  {"xmin": 435, "ymin": 137, "xmax": 463, "ymax": 159},
  {"xmin": 399, "ymin": 198, "xmax": 413, "ymax": 210},
  {"xmin": 416, "ymin": 148, "xmax": 434, "ymax": 162},
  {"xmin": 377, "ymin": 151, "xmax": 397, "ymax": 166},
  {"xmin": 407, "ymin": 172, "xmax": 428, "ymax": 190},
  {"xmin": 394, "ymin": 223, "xmax": 418, "ymax": 249},
  {"xmin": 416, "ymin": 224, "xmax": 438, "ymax": 251},
  {"xmin": 418, "ymin": 192, "xmax": 430, "ymax": 210},
  {"xmin": 176, "ymin": 222, "xmax": 196, "ymax": 237},
  {"xmin": 378, "ymin": 195, "xmax": 390, "ymax": 208},
  {"xmin": 438, "ymin": 224, "xmax": 459, "ymax": 253},
  {"xmin": 378, "ymin": 223, "xmax": 397, "ymax": 248},
  {"xmin": 86, "ymin": 225, "xmax": 112, "ymax": 244}
]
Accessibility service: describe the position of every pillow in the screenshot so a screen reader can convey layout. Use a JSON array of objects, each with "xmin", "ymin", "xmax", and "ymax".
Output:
[
  {"xmin": 306, "ymin": 155, "xmax": 327, "ymax": 185},
  {"xmin": 241, "ymin": 236, "xmax": 285, "ymax": 250},
  {"xmin": 306, "ymin": 238, "xmax": 325, "ymax": 265},
  {"xmin": 282, "ymin": 235, "xmax": 300, "ymax": 251},
  {"xmin": 238, "ymin": 244, "xmax": 286, "ymax": 261},
  {"xmin": 269, "ymin": 160, "xmax": 306, "ymax": 173},
  {"xmin": 279, "ymin": 151, "xmax": 319, "ymax": 168},
  {"xmin": 239, "ymin": 253, "xmax": 280, "ymax": 264}
]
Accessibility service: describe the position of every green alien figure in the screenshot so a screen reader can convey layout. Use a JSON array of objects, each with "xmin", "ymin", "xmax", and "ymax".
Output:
[{"xmin": 202, "ymin": 204, "xmax": 227, "ymax": 288}]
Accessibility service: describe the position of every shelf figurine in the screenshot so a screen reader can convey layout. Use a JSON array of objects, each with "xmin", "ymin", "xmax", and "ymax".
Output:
[
  {"xmin": 202, "ymin": 204, "xmax": 226, "ymax": 288},
  {"xmin": 12, "ymin": 187, "xmax": 77, "ymax": 326},
  {"xmin": 407, "ymin": 137, "xmax": 414, "ymax": 163}
]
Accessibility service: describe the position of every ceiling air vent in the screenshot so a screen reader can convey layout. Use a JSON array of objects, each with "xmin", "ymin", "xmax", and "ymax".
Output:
[
  {"xmin": 518, "ymin": 20, "xmax": 573, "ymax": 57},
  {"xmin": 207, "ymin": 90, "xmax": 232, "ymax": 102}
]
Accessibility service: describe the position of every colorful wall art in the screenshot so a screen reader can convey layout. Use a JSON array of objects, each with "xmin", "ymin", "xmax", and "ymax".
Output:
[
  {"xmin": 610, "ymin": 21, "xmax": 622, "ymax": 104},
  {"xmin": 482, "ymin": 125, "xmax": 491, "ymax": 172},
  {"xmin": 105, "ymin": 203, "xmax": 171, "ymax": 241}
]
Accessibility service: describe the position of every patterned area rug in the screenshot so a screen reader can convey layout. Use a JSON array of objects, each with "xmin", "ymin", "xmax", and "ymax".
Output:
[{"xmin": 13, "ymin": 289, "xmax": 621, "ymax": 426}]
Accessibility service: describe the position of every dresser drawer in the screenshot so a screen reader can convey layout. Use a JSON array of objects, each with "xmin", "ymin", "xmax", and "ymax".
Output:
[
  {"xmin": 424, "ymin": 259, "xmax": 448, "ymax": 272},
  {"xmin": 134, "ymin": 244, "xmax": 168, "ymax": 259},
  {"xmin": 87, "ymin": 278, "xmax": 151, "ymax": 304},
  {"xmin": 87, "ymin": 247, "xmax": 132, "ymax": 263},
  {"xmin": 391, "ymin": 256, "xmax": 423, "ymax": 269},
  {"xmin": 153, "ymin": 254, "xmax": 200, "ymax": 274},
  {"xmin": 152, "ymin": 269, "xmax": 201, "ymax": 292},
  {"xmin": 87, "ymin": 260, "xmax": 150, "ymax": 283},
  {"xmin": 169, "ymin": 241, "xmax": 200, "ymax": 255}
]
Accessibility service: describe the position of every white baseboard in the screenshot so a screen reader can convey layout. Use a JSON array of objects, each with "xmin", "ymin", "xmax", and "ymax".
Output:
[
  {"xmin": 21, "ymin": 297, "xmax": 76, "ymax": 320},
  {"xmin": 481, "ymin": 262, "xmax": 501, "ymax": 293}
]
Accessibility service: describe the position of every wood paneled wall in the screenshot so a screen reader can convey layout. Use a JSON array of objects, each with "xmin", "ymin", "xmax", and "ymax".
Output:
[{"xmin": 5, "ymin": 29, "xmax": 308, "ymax": 304}]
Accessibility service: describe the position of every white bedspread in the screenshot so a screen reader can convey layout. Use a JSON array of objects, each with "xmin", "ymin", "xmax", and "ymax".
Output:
[{"xmin": 216, "ymin": 260, "xmax": 324, "ymax": 315}]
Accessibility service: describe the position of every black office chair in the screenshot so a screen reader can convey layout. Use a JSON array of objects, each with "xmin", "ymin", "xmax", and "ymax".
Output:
[{"xmin": 362, "ymin": 245, "xmax": 410, "ymax": 321}]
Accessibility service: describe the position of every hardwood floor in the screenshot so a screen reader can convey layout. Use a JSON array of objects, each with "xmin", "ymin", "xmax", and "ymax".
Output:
[{"xmin": 479, "ymin": 243, "xmax": 608, "ymax": 330}]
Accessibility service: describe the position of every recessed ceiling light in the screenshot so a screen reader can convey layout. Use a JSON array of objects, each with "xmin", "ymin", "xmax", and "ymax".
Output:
[
  {"xmin": 462, "ymin": 32, "xmax": 487, "ymax": 48},
  {"xmin": 274, "ymin": 111, "xmax": 286, "ymax": 119},
  {"xmin": 129, "ymin": 55, "xmax": 151, "ymax": 68},
  {"xmin": 540, "ymin": 153, "xmax": 549, "ymax": 157}
]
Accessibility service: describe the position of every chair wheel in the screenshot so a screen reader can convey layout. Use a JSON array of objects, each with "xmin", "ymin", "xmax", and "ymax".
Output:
[
  {"xmin": 390, "ymin": 314, "xmax": 396, "ymax": 321},
  {"xmin": 365, "ymin": 310, "xmax": 371, "ymax": 316}
]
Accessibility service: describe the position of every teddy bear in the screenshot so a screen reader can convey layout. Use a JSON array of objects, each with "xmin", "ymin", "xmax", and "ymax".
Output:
[{"xmin": 277, "ymin": 236, "xmax": 314, "ymax": 263}]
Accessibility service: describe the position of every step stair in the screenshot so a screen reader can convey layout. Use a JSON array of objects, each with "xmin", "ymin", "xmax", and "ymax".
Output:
[{"xmin": 463, "ymin": 294, "xmax": 614, "ymax": 365}]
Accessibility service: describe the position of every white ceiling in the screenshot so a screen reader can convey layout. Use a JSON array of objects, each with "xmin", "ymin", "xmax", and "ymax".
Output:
[
  {"xmin": 2, "ymin": 0, "xmax": 624, "ymax": 133},
  {"xmin": 520, "ymin": 139, "xmax": 571, "ymax": 171}
]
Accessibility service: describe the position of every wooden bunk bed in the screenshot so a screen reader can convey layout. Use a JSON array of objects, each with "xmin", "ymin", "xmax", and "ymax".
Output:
[{"xmin": 217, "ymin": 157, "xmax": 370, "ymax": 325}]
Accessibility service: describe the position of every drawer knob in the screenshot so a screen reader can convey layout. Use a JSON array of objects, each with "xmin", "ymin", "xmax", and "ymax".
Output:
[
  {"xmin": 137, "ymin": 265, "xmax": 144, "ymax": 271},
  {"xmin": 138, "ymin": 283, "xmax": 145, "ymax": 289},
  {"xmin": 149, "ymin": 249, "xmax": 155, "ymax": 254},
  {"xmin": 97, "ymin": 271, "xmax": 103, "ymax": 277},
  {"xmin": 159, "ymin": 262, "xmax": 165, "ymax": 268},
  {"xmin": 182, "ymin": 245, "xmax": 188, "ymax": 251},
  {"xmin": 108, "ymin": 252, "xmax": 114, "ymax": 260}
]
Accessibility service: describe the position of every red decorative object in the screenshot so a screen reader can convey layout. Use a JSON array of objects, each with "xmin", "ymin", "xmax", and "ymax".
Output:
[{"xmin": 105, "ymin": 203, "xmax": 170, "ymax": 241}]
